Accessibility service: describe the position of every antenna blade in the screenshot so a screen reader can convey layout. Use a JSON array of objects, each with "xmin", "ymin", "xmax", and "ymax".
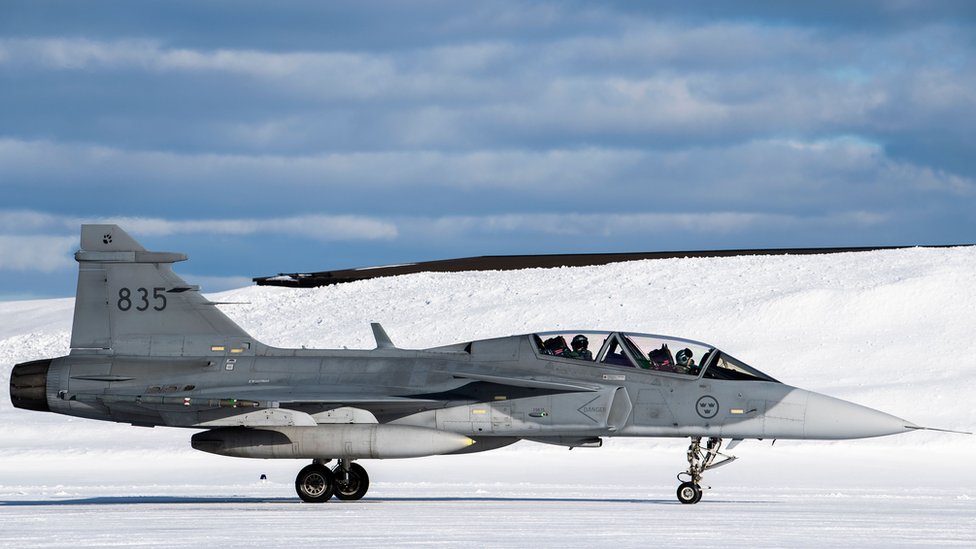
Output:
[{"xmin": 371, "ymin": 323, "xmax": 396, "ymax": 350}]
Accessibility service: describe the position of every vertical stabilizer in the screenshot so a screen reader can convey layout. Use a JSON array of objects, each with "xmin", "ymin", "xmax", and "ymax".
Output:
[{"xmin": 70, "ymin": 225, "xmax": 253, "ymax": 355}]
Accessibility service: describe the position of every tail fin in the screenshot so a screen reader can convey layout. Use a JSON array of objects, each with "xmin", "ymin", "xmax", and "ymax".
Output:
[{"xmin": 70, "ymin": 225, "xmax": 253, "ymax": 355}]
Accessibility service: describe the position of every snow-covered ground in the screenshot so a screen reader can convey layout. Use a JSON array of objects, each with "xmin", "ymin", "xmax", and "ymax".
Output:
[
  {"xmin": 3, "ymin": 486, "xmax": 974, "ymax": 548},
  {"xmin": 2, "ymin": 247, "xmax": 975, "ymax": 547}
]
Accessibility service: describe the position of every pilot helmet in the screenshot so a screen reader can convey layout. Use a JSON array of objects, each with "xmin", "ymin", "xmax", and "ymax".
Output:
[
  {"xmin": 676, "ymin": 348, "xmax": 693, "ymax": 365},
  {"xmin": 571, "ymin": 334, "xmax": 588, "ymax": 350}
]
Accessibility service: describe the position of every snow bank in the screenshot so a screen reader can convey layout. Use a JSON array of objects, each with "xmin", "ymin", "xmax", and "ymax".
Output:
[{"xmin": 1, "ymin": 247, "xmax": 974, "ymax": 491}]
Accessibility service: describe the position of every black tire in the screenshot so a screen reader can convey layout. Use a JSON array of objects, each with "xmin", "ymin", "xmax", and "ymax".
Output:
[
  {"xmin": 295, "ymin": 463, "xmax": 335, "ymax": 503},
  {"xmin": 333, "ymin": 462, "xmax": 370, "ymax": 501},
  {"xmin": 677, "ymin": 481, "xmax": 702, "ymax": 504}
]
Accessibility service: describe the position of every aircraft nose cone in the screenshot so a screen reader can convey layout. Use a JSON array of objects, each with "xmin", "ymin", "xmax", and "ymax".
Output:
[{"xmin": 801, "ymin": 390, "xmax": 916, "ymax": 439}]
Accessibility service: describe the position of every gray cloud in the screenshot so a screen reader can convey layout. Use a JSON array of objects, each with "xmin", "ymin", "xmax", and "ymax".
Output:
[
  {"xmin": 0, "ymin": 208, "xmax": 894, "ymax": 277},
  {"xmin": 1, "ymin": 138, "xmax": 968, "ymax": 214},
  {"xmin": 0, "ymin": 211, "xmax": 397, "ymax": 241},
  {"xmin": 0, "ymin": 235, "xmax": 77, "ymax": 272},
  {"xmin": 397, "ymin": 210, "xmax": 890, "ymax": 243},
  {"xmin": 1, "ymin": 1, "xmax": 974, "ymax": 296},
  {"xmin": 2, "ymin": 21, "xmax": 973, "ymax": 182}
]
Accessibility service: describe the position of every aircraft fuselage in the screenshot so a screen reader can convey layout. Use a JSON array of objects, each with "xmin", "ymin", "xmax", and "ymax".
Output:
[{"xmin": 14, "ymin": 331, "xmax": 912, "ymax": 455}]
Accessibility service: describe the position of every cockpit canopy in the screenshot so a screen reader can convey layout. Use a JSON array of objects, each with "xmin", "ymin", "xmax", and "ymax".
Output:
[{"xmin": 533, "ymin": 331, "xmax": 778, "ymax": 383}]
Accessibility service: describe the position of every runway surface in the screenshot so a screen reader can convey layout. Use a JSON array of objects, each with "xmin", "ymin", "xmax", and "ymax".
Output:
[{"xmin": 3, "ymin": 483, "xmax": 974, "ymax": 548}]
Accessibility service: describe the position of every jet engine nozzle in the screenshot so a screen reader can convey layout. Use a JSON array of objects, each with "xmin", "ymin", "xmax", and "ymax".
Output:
[{"xmin": 10, "ymin": 359, "xmax": 52, "ymax": 412}]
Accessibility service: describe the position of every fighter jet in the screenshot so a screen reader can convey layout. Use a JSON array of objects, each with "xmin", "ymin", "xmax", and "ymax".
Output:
[{"xmin": 8, "ymin": 225, "xmax": 945, "ymax": 504}]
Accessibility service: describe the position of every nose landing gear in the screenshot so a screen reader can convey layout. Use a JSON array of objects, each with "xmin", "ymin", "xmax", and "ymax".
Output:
[{"xmin": 676, "ymin": 437, "xmax": 737, "ymax": 504}]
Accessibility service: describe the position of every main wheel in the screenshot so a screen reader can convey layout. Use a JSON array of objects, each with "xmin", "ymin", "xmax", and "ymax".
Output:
[
  {"xmin": 677, "ymin": 481, "xmax": 702, "ymax": 504},
  {"xmin": 295, "ymin": 463, "xmax": 335, "ymax": 503},
  {"xmin": 333, "ymin": 462, "xmax": 370, "ymax": 501}
]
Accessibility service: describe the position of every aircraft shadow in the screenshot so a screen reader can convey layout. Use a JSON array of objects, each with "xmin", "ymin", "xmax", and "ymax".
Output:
[{"xmin": 0, "ymin": 495, "xmax": 772, "ymax": 506}]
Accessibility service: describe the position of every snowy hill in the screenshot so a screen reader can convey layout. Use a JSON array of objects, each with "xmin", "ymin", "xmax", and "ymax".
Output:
[{"xmin": 1, "ymin": 247, "xmax": 974, "ymax": 495}]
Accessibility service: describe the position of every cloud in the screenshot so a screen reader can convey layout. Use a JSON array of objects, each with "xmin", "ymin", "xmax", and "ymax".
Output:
[
  {"xmin": 0, "ymin": 38, "xmax": 460, "ymax": 101},
  {"xmin": 122, "ymin": 216, "xmax": 399, "ymax": 241},
  {"xmin": 3, "ymin": 21, "xmax": 970, "ymax": 113},
  {"xmin": 2, "ymin": 21, "xmax": 973, "ymax": 166},
  {"xmin": 0, "ymin": 212, "xmax": 397, "ymax": 242},
  {"xmin": 0, "ymin": 210, "xmax": 67, "ymax": 233},
  {"xmin": 0, "ymin": 235, "xmax": 77, "ymax": 272},
  {"xmin": 396, "ymin": 210, "xmax": 890, "ymax": 242},
  {"xmin": 0, "ymin": 138, "xmax": 646, "ymax": 192},
  {"xmin": 1, "ymin": 1, "xmax": 973, "ymax": 297},
  {"xmin": 0, "ymin": 206, "xmax": 893, "ymax": 273},
  {"xmin": 0, "ymin": 137, "xmax": 971, "ymax": 224}
]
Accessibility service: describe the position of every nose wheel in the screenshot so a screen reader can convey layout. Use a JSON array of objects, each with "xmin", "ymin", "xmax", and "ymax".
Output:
[
  {"xmin": 676, "ymin": 481, "xmax": 702, "ymax": 504},
  {"xmin": 676, "ymin": 437, "xmax": 737, "ymax": 504}
]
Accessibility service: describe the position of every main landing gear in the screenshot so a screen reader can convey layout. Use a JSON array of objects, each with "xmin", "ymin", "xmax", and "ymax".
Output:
[
  {"xmin": 295, "ymin": 459, "xmax": 371, "ymax": 503},
  {"xmin": 676, "ymin": 437, "xmax": 737, "ymax": 504}
]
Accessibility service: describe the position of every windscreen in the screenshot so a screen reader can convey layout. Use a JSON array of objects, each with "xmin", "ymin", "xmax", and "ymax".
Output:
[
  {"xmin": 702, "ymin": 352, "xmax": 778, "ymax": 382},
  {"xmin": 535, "ymin": 331, "xmax": 776, "ymax": 381}
]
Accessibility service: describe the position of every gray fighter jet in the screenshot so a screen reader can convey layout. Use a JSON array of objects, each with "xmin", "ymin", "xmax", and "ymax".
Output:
[{"xmin": 8, "ymin": 225, "xmax": 940, "ymax": 504}]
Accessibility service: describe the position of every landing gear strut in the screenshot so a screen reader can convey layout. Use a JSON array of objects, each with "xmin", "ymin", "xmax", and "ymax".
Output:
[
  {"xmin": 676, "ymin": 437, "xmax": 737, "ymax": 504},
  {"xmin": 295, "ymin": 459, "xmax": 371, "ymax": 502}
]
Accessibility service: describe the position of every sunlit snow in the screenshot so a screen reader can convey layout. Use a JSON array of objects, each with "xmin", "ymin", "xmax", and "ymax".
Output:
[{"xmin": 1, "ymin": 248, "xmax": 974, "ymax": 547}]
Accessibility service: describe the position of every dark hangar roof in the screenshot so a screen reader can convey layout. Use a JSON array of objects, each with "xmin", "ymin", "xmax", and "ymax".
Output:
[{"xmin": 253, "ymin": 244, "xmax": 970, "ymax": 288}]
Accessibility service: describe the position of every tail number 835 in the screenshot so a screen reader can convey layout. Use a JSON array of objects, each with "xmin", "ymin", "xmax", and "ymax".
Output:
[{"xmin": 117, "ymin": 287, "xmax": 167, "ymax": 311}]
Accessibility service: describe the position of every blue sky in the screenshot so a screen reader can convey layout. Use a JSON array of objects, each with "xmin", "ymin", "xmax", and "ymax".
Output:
[{"xmin": 1, "ymin": 1, "xmax": 974, "ymax": 299}]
